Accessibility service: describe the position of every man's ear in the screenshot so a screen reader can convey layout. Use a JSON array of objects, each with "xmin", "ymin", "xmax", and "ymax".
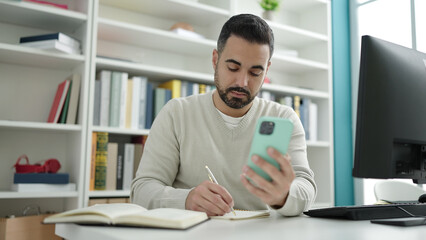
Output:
[{"xmin": 212, "ymin": 49, "xmax": 219, "ymax": 70}]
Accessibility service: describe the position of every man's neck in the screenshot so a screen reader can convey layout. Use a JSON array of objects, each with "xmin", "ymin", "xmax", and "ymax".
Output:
[{"xmin": 212, "ymin": 90, "xmax": 252, "ymax": 118}]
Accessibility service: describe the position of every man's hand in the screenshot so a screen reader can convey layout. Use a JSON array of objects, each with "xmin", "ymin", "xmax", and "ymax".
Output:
[
  {"xmin": 185, "ymin": 180, "xmax": 234, "ymax": 216},
  {"xmin": 240, "ymin": 147, "xmax": 295, "ymax": 208}
]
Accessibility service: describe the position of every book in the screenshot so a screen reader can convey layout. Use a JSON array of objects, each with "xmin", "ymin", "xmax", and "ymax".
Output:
[
  {"xmin": 93, "ymin": 80, "xmax": 101, "ymax": 126},
  {"xmin": 125, "ymin": 78, "xmax": 133, "ymax": 129},
  {"xmin": 43, "ymin": 203, "xmax": 208, "ymax": 230},
  {"xmin": 145, "ymin": 82, "xmax": 154, "ymax": 129},
  {"xmin": 122, "ymin": 143, "xmax": 135, "ymax": 190},
  {"xmin": 11, "ymin": 183, "xmax": 76, "ymax": 192},
  {"xmin": 58, "ymin": 80, "xmax": 72, "ymax": 124},
  {"xmin": 13, "ymin": 173, "xmax": 69, "ymax": 184},
  {"xmin": 159, "ymin": 79, "xmax": 181, "ymax": 99},
  {"xmin": 106, "ymin": 143, "xmax": 118, "ymax": 190},
  {"xmin": 119, "ymin": 72, "xmax": 129, "ymax": 128},
  {"xmin": 20, "ymin": 32, "xmax": 80, "ymax": 49},
  {"xmin": 109, "ymin": 72, "xmax": 127, "ymax": 127},
  {"xmin": 94, "ymin": 132, "xmax": 108, "ymax": 190},
  {"xmin": 65, "ymin": 74, "xmax": 81, "ymax": 124},
  {"xmin": 89, "ymin": 132, "xmax": 97, "ymax": 191},
  {"xmin": 210, "ymin": 210, "xmax": 270, "ymax": 220},
  {"xmin": 97, "ymin": 70, "xmax": 111, "ymax": 127},
  {"xmin": 47, "ymin": 79, "xmax": 70, "ymax": 123},
  {"xmin": 20, "ymin": 39, "xmax": 80, "ymax": 54},
  {"xmin": 308, "ymin": 102, "xmax": 318, "ymax": 141},
  {"xmin": 136, "ymin": 77, "xmax": 148, "ymax": 130}
]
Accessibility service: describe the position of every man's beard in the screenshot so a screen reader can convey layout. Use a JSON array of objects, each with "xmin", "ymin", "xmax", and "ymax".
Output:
[{"xmin": 214, "ymin": 69, "xmax": 256, "ymax": 109}]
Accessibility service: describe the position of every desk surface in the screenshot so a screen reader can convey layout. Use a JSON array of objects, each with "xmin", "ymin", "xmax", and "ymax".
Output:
[{"xmin": 55, "ymin": 213, "xmax": 426, "ymax": 240}]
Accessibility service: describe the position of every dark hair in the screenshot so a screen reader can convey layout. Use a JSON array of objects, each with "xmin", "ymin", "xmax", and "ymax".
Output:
[{"xmin": 217, "ymin": 14, "xmax": 274, "ymax": 60}]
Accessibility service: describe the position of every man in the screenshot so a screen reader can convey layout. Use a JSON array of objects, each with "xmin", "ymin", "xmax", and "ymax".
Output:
[{"xmin": 131, "ymin": 14, "xmax": 316, "ymax": 217}]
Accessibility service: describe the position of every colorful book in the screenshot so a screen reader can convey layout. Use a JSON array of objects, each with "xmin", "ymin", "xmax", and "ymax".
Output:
[
  {"xmin": 106, "ymin": 142, "xmax": 118, "ymax": 191},
  {"xmin": 94, "ymin": 132, "xmax": 108, "ymax": 190},
  {"xmin": 47, "ymin": 79, "xmax": 70, "ymax": 123},
  {"xmin": 13, "ymin": 173, "xmax": 69, "ymax": 184},
  {"xmin": 65, "ymin": 74, "xmax": 81, "ymax": 124},
  {"xmin": 90, "ymin": 132, "xmax": 97, "ymax": 191},
  {"xmin": 20, "ymin": 32, "xmax": 79, "ymax": 49},
  {"xmin": 58, "ymin": 80, "xmax": 72, "ymax": 124},
  {"xmin": 159, "ymin": 79, "xmax": 181, "ymax": 99}
]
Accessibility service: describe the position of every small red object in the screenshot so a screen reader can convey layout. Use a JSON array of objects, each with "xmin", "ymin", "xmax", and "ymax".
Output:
[{"xmin": 14, "ymin": 155, "xmax": 61, "ymax": 173}]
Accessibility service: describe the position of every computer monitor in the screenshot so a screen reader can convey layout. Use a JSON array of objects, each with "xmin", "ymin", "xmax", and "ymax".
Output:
[{"xmin": 352, "ymin": 35, "xmax": 426, "ymax": 184}]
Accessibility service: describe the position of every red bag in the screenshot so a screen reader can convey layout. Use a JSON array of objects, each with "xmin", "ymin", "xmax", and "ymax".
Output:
[{"xmin": 13, "ymin": 155, "xmax": 61, "ymax": 173}]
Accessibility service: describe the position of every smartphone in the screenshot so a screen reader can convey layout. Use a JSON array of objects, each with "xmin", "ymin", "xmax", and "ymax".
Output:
[{"xmin": 247, "ymin": 116, "xmax": 294, "ymax": 182}]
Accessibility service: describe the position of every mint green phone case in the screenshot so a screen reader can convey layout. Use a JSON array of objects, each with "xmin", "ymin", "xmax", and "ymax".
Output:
[{"xmin": 247, "ymin": 116, "xmax": 294, "ymax": 182}]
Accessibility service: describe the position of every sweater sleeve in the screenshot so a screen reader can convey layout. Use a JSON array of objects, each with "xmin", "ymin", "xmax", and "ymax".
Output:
[
  {"xmin": 273, "ymin": 109, "xmax": 317, "ymax": 216},
  {"xmin": 130, "ymin": 100, "xmax": 190, "ymax": 209}
]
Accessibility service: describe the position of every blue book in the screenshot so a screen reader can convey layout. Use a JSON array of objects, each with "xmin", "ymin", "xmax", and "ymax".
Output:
[
  {"xmin": 14, "ymin": 173, "xmax": 69, "ymax": 184},
  {"xmin": 145, "ymin": 82, "xmax": 154, "ymax": 129},
  {"xmin": 187, "ymin": 82, "xmax": 194, "ymax": 96},
  {"xmin": 20, "ymin": 32, "xmax": 80, "ymax": 49}
]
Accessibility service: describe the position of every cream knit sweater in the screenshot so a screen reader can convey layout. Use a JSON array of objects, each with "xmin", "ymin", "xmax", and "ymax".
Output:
[{"xmin": 131, "ymin": 91, "xmax": 316, "ymax": 216}]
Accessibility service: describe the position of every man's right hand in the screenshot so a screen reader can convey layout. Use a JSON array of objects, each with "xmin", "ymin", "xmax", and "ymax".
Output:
[{"xmin": 185, "ymin": 180, "xmax": 234, "ymax": 216}]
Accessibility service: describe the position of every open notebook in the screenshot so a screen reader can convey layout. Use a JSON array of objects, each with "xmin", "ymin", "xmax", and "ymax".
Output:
[{"xmin": 210, "ymin": 210, "xmax": 270, "ymax": 220}]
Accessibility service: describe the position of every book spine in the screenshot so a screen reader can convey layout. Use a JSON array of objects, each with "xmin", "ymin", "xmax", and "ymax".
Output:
[
  {"xmin": 66, "ymin": 74, "xmax": 81, "ymax": 124},
  {"xmin": 125, "ymin": 78, "xmax": 133, "ymax": 129},
  {"xmin": 106, "ymin": 142, "xmax": 118, "ymax": 190},
  {"xmin": 145, "ymin": 82, "xmax": 154, "ymax": 129},
  {"xmin": 98, "ymin": 71, "xmax": 111, "ymax": 127},
  {"xmin": 138, "ymin": 77, "xmax": 148, "ymax": 129},
  {"xmin": 58, "ymin": 80, "xmax": 72, "ymax": 124},
  {"xmin": 119, "ymin": 72, "xmax": 128, "ymax": 128},
  {"xmin": 94, "ymin": 132, "xmax": 108, "ymax": 190},
  {"xmin": 90, "ymin": 132, "xmax": 97, "ymax": 191},
  {"xmin": 13, "ymin": 173, "xmax": 69, "ymax": 184},
  {"xmin": 20, "ymin": 32, "xmax": 80, "ymax": 49},
  {"xmin": 309, "ymin": 102, "xmax": 318, "ymax": 142},
  {"xmin": 93, "ymin": 80, "xmax": 101, "ymax": 126},
  {"xmin": 122, "ymin": 143, "xmax": 135, "ymax": 190},
  {"xmin": 47, "ymin": 79, "xmax": 70, "ymax": 123},
  {"xmin": 109, "ymin": 72, "xmax": 122, "ymax": 127},
  {"xmin": 116, "ymin": 143, "xmax": 124, "ymax": 190}
]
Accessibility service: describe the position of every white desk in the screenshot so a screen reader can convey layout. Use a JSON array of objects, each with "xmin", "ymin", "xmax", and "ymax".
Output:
[{"xmin": 55, "ymin": 213, "xmax": 426, "ymax": 240}]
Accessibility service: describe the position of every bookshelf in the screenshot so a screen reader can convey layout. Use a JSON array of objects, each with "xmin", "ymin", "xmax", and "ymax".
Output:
[
  {"xmin": 0, "ymin": 0, "xmax": 92, "ymax": 217},
  {"xmin": 1, "ymin": 0, "xmax": 333, "ymax": 215}
]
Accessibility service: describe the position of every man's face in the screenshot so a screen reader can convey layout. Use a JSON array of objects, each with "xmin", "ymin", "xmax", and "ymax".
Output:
[{"xmin": 213, "ymin": 35, "xmax": 271, "ymax": 110}]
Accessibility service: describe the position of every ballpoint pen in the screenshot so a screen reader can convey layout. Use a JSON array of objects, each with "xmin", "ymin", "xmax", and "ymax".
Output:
[{"xmin": 205, "ymin": 165, "xmax": 236, "ymax": 216}]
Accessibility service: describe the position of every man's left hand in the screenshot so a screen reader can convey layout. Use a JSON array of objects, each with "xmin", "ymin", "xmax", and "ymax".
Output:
[{"xmin": 240, "ymin": 147, "xmax": 295, "ymax": 208}]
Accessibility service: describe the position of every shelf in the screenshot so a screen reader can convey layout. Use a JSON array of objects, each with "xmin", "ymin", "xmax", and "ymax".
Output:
[
  {"xmin": 0, "ymin": 43, "xmax": 85, "ymax": 69},
  {"xmin": 96, "ymin": 57, "xmax": 213, "ymax": 83},
  {"xmin": 271, "ymin": 54, "xmax": 328, "ymax": 74},
  {"xmin": 89, "ymin": 190, "xmax": 130, "ymax": 198},
  {"xmin": 0, "ymin": 191, "xmax": 79, "ymax": 199},
  {"xmin": 281, "ymin": 0, "xmax": 328, "ymax": 12},
  {"xmin": 0, "ymin": 120, "xmax": 82, "ymax": 132},
  {"xmin": 92, "ymin": 126, "xmax": 149, "ymax": 136},
  {"xmin": 269, "ymin": 21, "xmax": 328, "ymax": 49},
  {"xmin": 0, "ymin": 1, "xmax": 87, "ymax": 33},
  {"xmin": 100, "ymin": 0, "xmax": 230, "ymax": 26},
  {"xmin": 98, "ymin": 18, "xmax": 216, "ymax": 57},
  {"xmin": 262, "ymin": 84, "xmax": 329, "ymax": 99}
]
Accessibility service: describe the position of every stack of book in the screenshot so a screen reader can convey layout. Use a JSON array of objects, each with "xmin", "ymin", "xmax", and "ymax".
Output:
[
  {"xmin": 12, "ymin": 173, "xmax": 76, "ymax": 192},
  {"xmin": 47, "ymin": 74, "xmax": 81, "ymax": 124},
  {"xmin": 19, "ymin": 32, "xmax": 81, "ymax": 54}
]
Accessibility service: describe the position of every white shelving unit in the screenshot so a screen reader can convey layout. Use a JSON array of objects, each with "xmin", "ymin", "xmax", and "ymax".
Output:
[
  {"xmin": 0, "ymin": 0, "xmax": 92, "ymax": 217},
  {"xmin": 1, "ymin": 0, "xmax": 333, "ymax": 214}
]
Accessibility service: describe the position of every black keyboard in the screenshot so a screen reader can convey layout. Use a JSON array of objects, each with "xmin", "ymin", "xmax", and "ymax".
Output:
[{"xmin": 303, "ymin": 203, "xmax": 426, "ymax": 220}]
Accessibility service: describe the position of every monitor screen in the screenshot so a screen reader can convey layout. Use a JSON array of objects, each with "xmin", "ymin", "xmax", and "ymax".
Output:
[{"xmin": 352, "ymin": 35, "xmax": 426, "ymax": 184}]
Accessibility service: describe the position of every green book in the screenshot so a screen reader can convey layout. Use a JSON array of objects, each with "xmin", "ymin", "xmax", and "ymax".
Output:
[
  {"xmin": 94, "ymin": 132, "xmax": 109, "ymax": 190},
  {"xmin": 58, "ymin": 80, "xmax": 72, "ymax": 124}
]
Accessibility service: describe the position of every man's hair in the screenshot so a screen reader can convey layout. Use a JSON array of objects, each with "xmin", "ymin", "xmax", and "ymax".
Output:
[{"xmin": 217, "ymin": 14, "xmax": 274, "ymax": 60}]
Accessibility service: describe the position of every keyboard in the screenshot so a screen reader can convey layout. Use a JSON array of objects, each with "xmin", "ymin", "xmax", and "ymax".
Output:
[{"xmin": 303, "ymin": 203, "xmax": 426, "ymax": 220}]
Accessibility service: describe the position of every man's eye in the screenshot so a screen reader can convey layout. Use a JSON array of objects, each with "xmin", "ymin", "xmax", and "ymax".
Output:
[
  {"xmin": 250, "ymin": 72, "xmax": 262, "ymax": 77},
  {"xmin": 228, "ymin": 67, "xmax": 238, "ymax": 72}
]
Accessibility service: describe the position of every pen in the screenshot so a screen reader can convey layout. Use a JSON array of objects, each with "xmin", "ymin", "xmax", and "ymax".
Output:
[{"xmin": 205, "ymin": 165, "xmax": 236, "ymax": 216}]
